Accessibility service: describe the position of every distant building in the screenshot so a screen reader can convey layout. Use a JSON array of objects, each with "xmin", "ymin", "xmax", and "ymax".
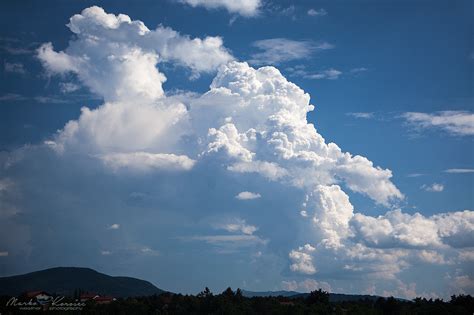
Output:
[
  {"xmin": 93, "ymin": 296, "xmax": 116, "ymax": 304},
  {"xmin": 80, "ymin": 292, "xmax": 115, "ymax": 304},
  {"xmin": 80, "ymin": 293, "xmax": 100, "ymax": 302}
]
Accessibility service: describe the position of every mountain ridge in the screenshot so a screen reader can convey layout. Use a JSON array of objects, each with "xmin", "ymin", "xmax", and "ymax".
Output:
[
  {"xmin": 0, "ymin": 267, "xmax": 165, "ymax": 297},
  {"xmin": 242, "ymin": 290, "xmax": 385, "ymax": 302},
  {"xmin": 0, "ymin": 267, "xmax": 399, "ymax": 302}
]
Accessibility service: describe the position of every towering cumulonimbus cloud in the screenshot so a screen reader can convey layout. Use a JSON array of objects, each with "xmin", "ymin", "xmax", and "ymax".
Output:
[
  {"xmin": 37, "ymin": 6, "xmax": 404, "ymax": 208},
  {"xmin": 0, "ymin": 6, "xmax": 472, "ymax": 298}
]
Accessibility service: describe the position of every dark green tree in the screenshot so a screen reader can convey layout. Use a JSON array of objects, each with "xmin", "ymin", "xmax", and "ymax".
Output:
[
  {"xmin": 221, "ymin": 287, "xmax": 235, "ymax": 298},
  {"xmin": 197, "ymin": 287, "xmax": 213, "ymax": 298},
  {"xmin": 306, "ymin": 289, "xmax": 330, "ymax": 305}
]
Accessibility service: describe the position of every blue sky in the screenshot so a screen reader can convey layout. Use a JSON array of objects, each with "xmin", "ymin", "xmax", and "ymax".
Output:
[{"xmin": 0, "ymin": 0, "xmax": 473, "ymax": 299}]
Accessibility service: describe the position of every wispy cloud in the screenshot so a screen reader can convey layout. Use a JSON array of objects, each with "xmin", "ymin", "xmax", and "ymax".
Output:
[
  {"xmin": 277, "ymin": 5, "xmax": 296, "ymax": 18},
  {"xmin": 217, "ymin": 218, "xmax": 258, "ymax": 235},
  {"xmin": 263, "ymin": 3, "xmax": 296, "ymax": 19},
  {"xmin": 350, "ymin": 67, "xmax": 369, "ymax": 75},
  {"xmin": 0, "ymin": 93, "xmax": 28, "ymax": 101},
  {"xmin": 185, "ymin": 217, "xmax": 264, "ymax": 249},
  {"xmin": 250, "ymin": 38, "xmax": 334, "ymax": 65},
  {"xmin": 186, "ymin": 234, "xmax": 267, "ymax": 246},
  {"xmin": 407, "ymin": 173, "xmax": 424, "ymax": 178},
  {"xmin": 306, "ymin": 69, "xmax": 342, "ymax": 80},
  {"xmin": 34, "ymin": 96, "xmax": 69, "ymax": 104},
  {"xmin": 286, "ymin": 65, "xmax": 342, "ymax": 80},
  {"xmin": 140, "ymin": 247, "xmax": 159, "ymax": 256},
  {"xmin": 59, "ymin": 82, "xmax": 80, "ymax": 93},
  {"xmin": 421, "ymin": 183, "xmax": 444, "ymax": 192},
  {"xmin": 402, "ymin": 111, "xmax": 474, "ymax": 136},
  {"xmin": 444, "ymin": 168, "xmax": 474, "ymax": 174},
  {"xmin": 0, "ymin": 37, "xmax": 36, "ymax": 55},
  {"xmin": 4, "ymin": 62, "xmax": 26, "ymax": 74},
  {"xmin": 307, "ymin": 8, "xmax": 327, "ymax": 16},
  {"xmin": 346, "ymin": 112, "xmax": 375, "ymax": 119},
  {"xmin": 0, "ymin": 93, "xmax": 70, "ymax": 104}
]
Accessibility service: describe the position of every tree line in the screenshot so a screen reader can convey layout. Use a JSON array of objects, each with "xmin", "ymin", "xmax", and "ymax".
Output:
[{"xmin": 1, "ymin": 288, "xmax": 472, "ymax": 314}]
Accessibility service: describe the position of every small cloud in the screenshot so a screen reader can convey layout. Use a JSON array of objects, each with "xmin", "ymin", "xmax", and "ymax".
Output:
[
  {"xmin": 346, "ymin": 112, "xmax": 375, "ymax": 119},
  {"xmin": 59, "ymin": 82, "xmax": 80, "ymax": 93},
  {"xmin": 402, "ymin": 111, "xmax": 474, "ymax": 136},
  {"xmin": 280, "ymin": 5, "xmax": 296, "ymax": 17},
  {"xmin": 421, "ymin": 183, "xmax": 444, "ymax": 192},
  {"xmin": 218, "ymin": 218, "xmax": 258, "ymax": 235},
  {"xmin": 444, "ymin": 168, "xmax": 474, "ymax": 174},
  {"xmin": 263, "ymin": 3, "xmax": 298, "ymax": 19},
  {"xmin": 0, "ymin": 179, "xmax": 13, "ymax": 192},
  {"xmin": 34, "ymin": 96, "xmax": 69, "ymax": 104},
  {"xmin": 0, "ymin": 94, "xmax": 68, "ymax": 104},
  {"xmin": 0, "ymin": 251, "xmax": 9, "ymax": 257},
  {"xmin": 350, "ymin": 67, "xmax": 369, "ymax": 74},
  {"xmin": 0, "ymin": 93, "xmax": 28, "ymax": 102},
  {"xmin": 286, "ymin": 66, "xmax": 341, "ymax": 80},
  {"xmin": 407, "ymin": 173, "xmax": 424, "ymax": 178},
  {"xmin": 179, "ymin": 0, "xmax": 261, "ymax": 17},
  {"xmin": 289, "ymin": 244, "xmax": 317, "ymax": 275},
  {"xmin": 101, "ymin": 250, "xmax": 112, "ymax": 255},
  {"xmin": 108, "ymin": 223, "xmax": 120, "ymax": 230},
  {"xmin": 184, "ymin": 235, "xmax": 268, "ymax": 248},
  {"xmin": 0, "ymin": 37, "xmax": 34, "ymax": 55},
  {"xmin": 307, "ymin": 8, "xmax": 327, "ymax": 16},
  {"xmin": 141, "ymin": 247, "xmax": 159, "ymax": 256},
  {"xmin": 228, "ymin": 15, "xmax": 239, "ymax": 26},
  {"xmin": 2, "ymin": 46, "xmax": 32, "ymax": 55},
  {"xmin": 4, "ymin": 62, "xmax": 26, "ymax": 74},
  {"xmin": 128, "ymin": 191, "xmax": 148, "ymax": 201},
  {"xmin": 250, "ymin": 38, "xmax": 334, "ymax": 65},
  {"xmin": 306, "ymin": 69, "xmax": 342, "ymax": 80},
  {"xmin": 235, "ymin": 191, "xmax": 261, "ymax": 200}
]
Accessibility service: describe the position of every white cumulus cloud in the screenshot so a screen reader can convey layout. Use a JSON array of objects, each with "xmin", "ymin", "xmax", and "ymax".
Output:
[
  {"xmin": 235, "ymin": 191, "xmax": 261, "ymax": 200},
  {"xmin": 289, "ymin": 244, "xmax": 317, "ymax": 275},
  {"xmin": 402, "ymin": 111, "xmax": 474, "ymax": 136},
  {"xmin": 218, "ymin": 218, "xmax": 258, "ymax": 235},
  {"xmin": 179, "ymin": 0, "xmax": 261, "ymax": 17},
  {"xmin": 307, "ymin": 8, "xmax": 327, "ymax": 17},
  {"xmin": 108, "ymin": 223, "xmax": 120, "ymax": 230},
  {"xmin": 421, "ymin": 183, "xmax": 444, "ymax": 192}
]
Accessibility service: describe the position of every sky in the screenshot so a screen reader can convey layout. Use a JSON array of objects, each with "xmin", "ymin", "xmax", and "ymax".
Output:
[{"xmin": 0, "ymin": 0, "xmax": 473, "ymax": 299}]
